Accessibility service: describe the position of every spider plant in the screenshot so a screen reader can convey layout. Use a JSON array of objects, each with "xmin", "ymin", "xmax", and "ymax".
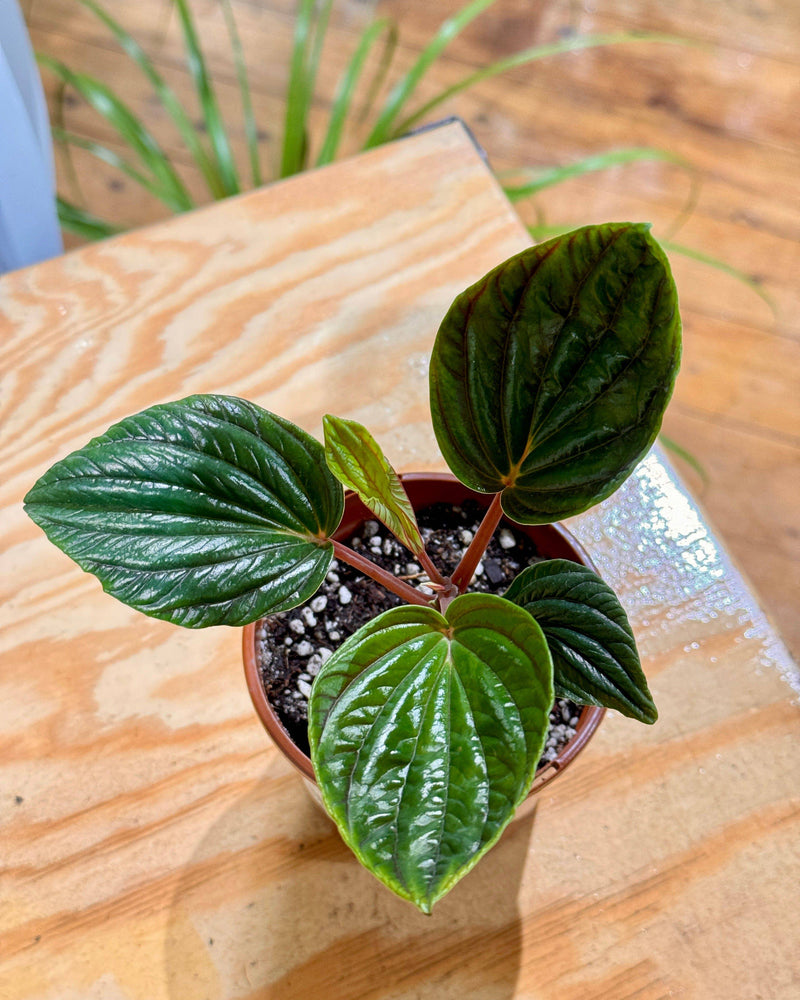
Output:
[
  {"xmin": 37, "ymin": 0, "xmax": 772, "ymax": 319},
  {"xmin": 40, "ymin": 0, "xmax": 686, "ymax": 230}
]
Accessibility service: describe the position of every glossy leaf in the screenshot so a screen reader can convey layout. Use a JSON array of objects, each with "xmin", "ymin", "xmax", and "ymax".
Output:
[
  {"xmin": 430, "ymin": 222, "xmax": 682, "ymax": 524},
  {"xmin": 24, "ymin": 395, "xmax": 344, "ymax": 628},
  {"xmin": 505, "ymin": 559, "xmax": 656, "ymax": 723},
  {"xmin": 323, "ymin": 414, "xmax": 424, "ymax": 556},
  {"xmin": 308, "ymin": 594, "xmax": 553, "ymax": 912}
]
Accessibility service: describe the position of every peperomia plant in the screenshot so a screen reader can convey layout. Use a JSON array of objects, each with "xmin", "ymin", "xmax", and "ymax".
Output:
[{"xmin": 25, "ymin": 222, "xmax": 680, "ymax": 912}]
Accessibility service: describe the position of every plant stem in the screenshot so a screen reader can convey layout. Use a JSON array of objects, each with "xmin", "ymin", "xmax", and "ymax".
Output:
[
  {"xmin": 332, "ymin": 539, "xmax": 432, "ymax": 607},
  {"xmin": 451, "ymin": 493, "xmax": 504, "ymax": 593},
  {"xmin": 417, "ymin": 547, "xmax": 446, "ymax": 587}
]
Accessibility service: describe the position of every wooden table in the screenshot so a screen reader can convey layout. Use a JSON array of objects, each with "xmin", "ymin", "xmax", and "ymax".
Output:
[{"xmin": 1, "ymin": 122, "xmax": 797, "ymax": 1000}]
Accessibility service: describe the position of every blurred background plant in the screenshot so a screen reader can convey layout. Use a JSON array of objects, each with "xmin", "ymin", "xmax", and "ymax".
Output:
[{"xmin": 30, "ymin": 0, "xmax": 768, "ymax": 316}]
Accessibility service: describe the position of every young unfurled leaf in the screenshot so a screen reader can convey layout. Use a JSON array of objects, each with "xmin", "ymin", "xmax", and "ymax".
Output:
[
  {"xmin": 323, "ymin": 413, "xmax": 424, "ymax": 556},
  {"xmin": 505, "ymin": 559, "xmax": 656, "ymax": 723},
  {"xmin": 308, "ymin": 593, "xmax": 553, "ymax": 913},
  {"xmin": 430, "ymin": 223, "xmax": 681, "ymax": 524},
  {"xmin": 24, "ymin": 395, "xmax": 344, "ymax": 627}
]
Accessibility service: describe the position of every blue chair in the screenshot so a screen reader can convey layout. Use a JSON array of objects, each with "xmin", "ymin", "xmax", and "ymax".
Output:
[{"xmin": 1, "ymin": 0, "xmax": 62, "ymax": 274}]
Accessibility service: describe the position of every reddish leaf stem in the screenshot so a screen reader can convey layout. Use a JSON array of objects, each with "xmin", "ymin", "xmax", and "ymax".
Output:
[
  {"xmin": 417, "ymin": 547, "xmax": 446, "ymax": 587},
  {"xmin": 451, "ymin": 493, "xmax": 504, "ymax": 593},
  {"xmin": 331, "ymin": 539, "xmax": 432, "ymax": 607}
]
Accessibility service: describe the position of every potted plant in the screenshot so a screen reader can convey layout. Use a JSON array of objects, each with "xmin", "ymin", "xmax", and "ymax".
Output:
[
  {"xmin": 241, "ymin": 470, "xmax": 608, "ymax": 799},
  {"xmin": 24, "ymin": 221, "xmax": 681, "ymax": 913}
]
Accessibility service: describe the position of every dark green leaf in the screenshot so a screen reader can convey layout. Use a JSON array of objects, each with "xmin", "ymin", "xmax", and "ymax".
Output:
[
  {"xmin": 323, "ymin": 414, "xmax": 424, "ymax": 556},
  {"xmin": 430, "ymin": 222, "xmax": 682, "ymax": 523},
  {"xmin": 505, "ymin": 559, "xmax": 656, "ymax": 723},
  {"xmin": 308, "ymin": 593, "xmax": 553, "ymax": 912},
  {"xmin": 24, "ymin": 396, "xmax": 344, "ymax": 627}
]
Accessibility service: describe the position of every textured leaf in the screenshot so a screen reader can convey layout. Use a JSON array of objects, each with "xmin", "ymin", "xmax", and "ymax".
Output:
[
  {"xmin": 323, "ymin": 414, "xmax": 424, "ymax": 555},
  {"xmin": 430, "ymin": 223, "xmax": 682, "ymax": 523},
  {"xmin": 505, "ymin": 559, "xmax": 656, "ymax": 722},
  {"xmin": 24, "ymin": 395, "xmax": 344, "ymax": 627},
  {"xmin": 308, "ymin": 594, "xmax": 553, "ymax": 912}
]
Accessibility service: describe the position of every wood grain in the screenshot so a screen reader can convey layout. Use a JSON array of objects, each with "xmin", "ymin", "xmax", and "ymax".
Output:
[{"xmin": 1, "ymin": 121, "xmax": 798, "ymax": 1000}]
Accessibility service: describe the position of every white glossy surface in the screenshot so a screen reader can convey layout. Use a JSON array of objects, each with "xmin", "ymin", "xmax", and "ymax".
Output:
[{"xmin": 569, "ymin": 446, "xmax": 798, "ymax": 693}]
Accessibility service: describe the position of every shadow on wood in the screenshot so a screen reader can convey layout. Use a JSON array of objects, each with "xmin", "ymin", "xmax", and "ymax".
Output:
[{"xmin": 164, "ymin": 769, "xmax": 539, "ymax": 999}]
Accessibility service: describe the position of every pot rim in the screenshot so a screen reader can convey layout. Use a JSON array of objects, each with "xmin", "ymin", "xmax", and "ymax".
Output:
[{"xmin": 243, "ymin": 471, "xmax": 605, "ymax": 792}]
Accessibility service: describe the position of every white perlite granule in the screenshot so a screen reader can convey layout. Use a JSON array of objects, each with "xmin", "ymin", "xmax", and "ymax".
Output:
[
  {"xmin": 498, "ymin": 529, "xmax": 516, "ymax": 550},
  {"xmin": 307, "ymin": 647, "xmax": 334, "ymax": 676}
]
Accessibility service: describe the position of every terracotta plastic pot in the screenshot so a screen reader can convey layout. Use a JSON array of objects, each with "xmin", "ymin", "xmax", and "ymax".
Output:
[{"xmin": 243, "ymin": 472, "xmax": 605, "ymax": 799}]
